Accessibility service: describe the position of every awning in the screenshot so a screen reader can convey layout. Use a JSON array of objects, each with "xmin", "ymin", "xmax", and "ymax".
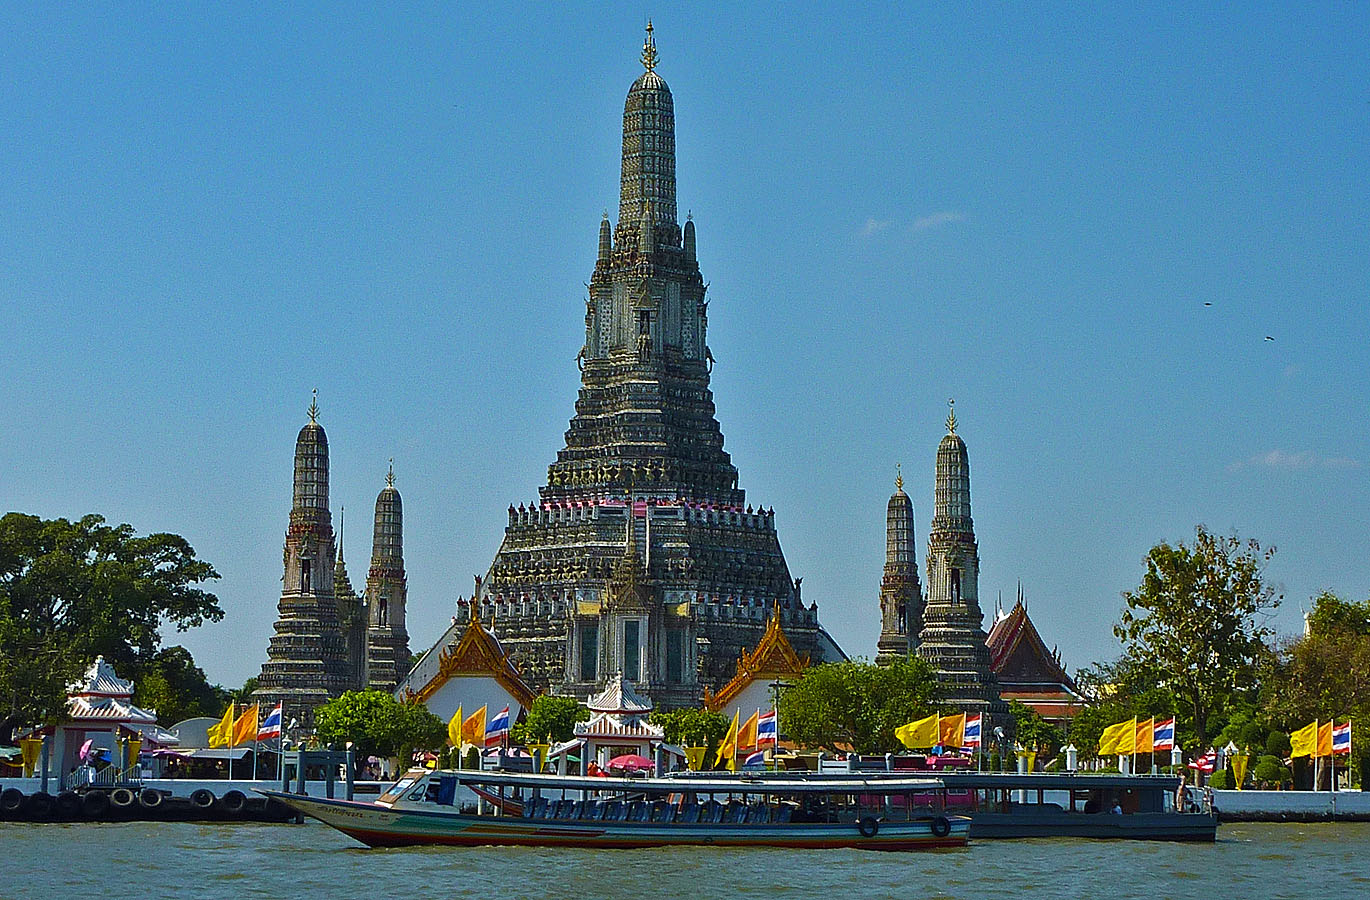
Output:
[{"xmin": 167, "ymin": 748, "xmax": 252, "ymax": 760}]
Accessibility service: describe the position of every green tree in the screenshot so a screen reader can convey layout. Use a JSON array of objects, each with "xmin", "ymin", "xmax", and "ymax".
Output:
[
  {"xmin": 779, "ymin": 656, "xmax": 938, "ymax": 754},
  {"xmin": 233, "ymin": 677, "xmax": 259, "ymax": 705},
  {"xmin": 511, "ymin": 695, "xmax": 589, "ymax": 744},
  {"xmin": 1253, "ymin": 754, "xmax": 1292, "ymax": 788},
  {"xmin": 1009, "ymin": 701, "xmax": 1062, "ymax": 761},
  {"xmin": 1114, "ymin": 526, "xmax": 1279, "ymax": 748},
  {"xmin": 1070, "ymin": 658, "xmax": 1177, "ymax": 760},
  {"xmin": 314, "ymin": 690, "xmax": 446, "ymax": 771},
  {"xmin": 651, "ymin": 707, "xmax": 731, "ymax": 757},
  {"xmin": 0, "ymin": 513, "xmax": 222, "ymax": 744},
  {"xmin": 1260, "ymin": 591, "xmax": 1370, "ymax": 782},
  {"xmin": 132, "ymin": 645, "xmax": 231, "ymax": 724}
]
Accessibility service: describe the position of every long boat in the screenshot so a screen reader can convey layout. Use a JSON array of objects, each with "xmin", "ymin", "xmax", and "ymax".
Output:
[{"xmin": 259, "ymin": 769, "xmax": 970, "ymax": 851}]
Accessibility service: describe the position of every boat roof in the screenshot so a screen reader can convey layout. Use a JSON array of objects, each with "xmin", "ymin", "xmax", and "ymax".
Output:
[{"xmin": 444, "ymin": 769, "xmax": 945, "ymax": 794}]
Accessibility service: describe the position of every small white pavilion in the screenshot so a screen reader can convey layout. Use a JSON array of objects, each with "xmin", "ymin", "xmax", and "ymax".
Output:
[{"xmin": 553, "ymin": 673, "xmax": 681, "ymax": 773}]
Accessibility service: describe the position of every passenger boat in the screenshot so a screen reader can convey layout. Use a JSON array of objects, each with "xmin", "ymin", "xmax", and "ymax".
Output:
[{"xmin": 259, "ymin": 769, "xmax": 970, "ymax": 851}]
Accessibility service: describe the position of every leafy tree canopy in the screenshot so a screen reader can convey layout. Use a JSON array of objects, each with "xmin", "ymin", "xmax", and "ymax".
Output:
[
  {"xmin": 132, "ymin": 645, "xmax": 231, "ymax": 725},
  {"xmin": 0, "ymin": 512, "xmax": 222, "ymax": 743},
  {"xmin": 779, "ymin": 656, "xmax": 938, "ymax": 754},
  {"xmin": 651, "ymin": 707, "xmax": 730, "ymax": 756},
  {"xmin": 1305, "ymin": 591, "xmax": 1370, "ymax": 638},
  {"xmin": 511, "ymin": 695, "xmax": 589, "ymax": 745},
  {"xmin": 1070, "ymin": 658, "xmax": 1178, "ymax": 759},
  {"xmin": 314, "ymin": 690, "xmax": 446, "ymax": 768},
  {"xmin": 1009, "ymin": 701, "xmax": 1062, "ymax": 760},
  {"xmin": 1115, "ymin": 526, "xmax": 1279, "ymax": 748}
]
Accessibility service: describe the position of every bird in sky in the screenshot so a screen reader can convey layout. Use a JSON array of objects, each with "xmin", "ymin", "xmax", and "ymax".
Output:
[
  {"xmin": 1203, "ymin": 301, "xmax": 1213, "ymax": 307},
  {"xmin": 1265, "ymin": 335, "xmax": 1275, "ymax": 341}
]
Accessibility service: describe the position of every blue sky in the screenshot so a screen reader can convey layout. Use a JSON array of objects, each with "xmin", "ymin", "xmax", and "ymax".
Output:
[{"xmin": 2, "ymin": 3, "xmax": 1367, "ymax": 689}]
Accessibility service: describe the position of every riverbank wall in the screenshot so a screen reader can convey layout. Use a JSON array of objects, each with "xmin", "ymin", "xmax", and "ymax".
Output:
[{"xmin": 1214, "ymin": 789, "xmax": 1370, "ymax": 822}]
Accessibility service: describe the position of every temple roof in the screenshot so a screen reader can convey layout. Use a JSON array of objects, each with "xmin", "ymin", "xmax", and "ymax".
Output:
[
  {"xmin": 703, "ymin": 605, "xmax": 809, "ymax": 710},
  {"xmin": 405, "ymin": 607, "xmax": 536, "ymax": 709},
  {"xmin": 587, "ymin": 672, "xmax": 653, "ymax": 715},
  {"xmin": 985, "ymin": 596, "xmax": 1075, "ymax": 691},
  {"xmin": 69, "ymin": 656, "xmax": 134, "ymax": 698}
]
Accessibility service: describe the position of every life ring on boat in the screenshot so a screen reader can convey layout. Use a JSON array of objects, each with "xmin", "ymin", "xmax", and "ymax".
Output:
[
  {"xmin": 82, "ymin": 789, "xmax": 110, "ymax": 819},
  {"xmin": 25, "ymin": 791, "xmax": 54, "ymax": 820},
  {"xmin": 190, "ymin": 789, "xmax": 216, "ymax": 810},
  {"xmin": 110, "ymin": 787, "xmax": 136, "ymax": 809},
  {"xmin": 858, "ymin": 816, "xmax": 880, "ymax": 837},
  {"xmin": 220, "ymin": 789, "xmax": 247, "ymax": 815},
  {"xmin": 930, "ymin": 815, "xmax": 952, "ymax": 838},
  {"xmin": 138, "ymin": 788, "xmax": 164, "ymax": 810},
  {"xmin": 1, "ymin": 787, "xmax": 24, "ymax": 814},
  {"xmin": 55, "ymin": 791, "xmax": 81, "ymax": 818}
]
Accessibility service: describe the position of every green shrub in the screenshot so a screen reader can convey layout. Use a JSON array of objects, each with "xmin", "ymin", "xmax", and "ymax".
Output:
[
  {"xmin": 1208, "ymin": 769, "xmax": 1231, "ymax": 789},
  {"xmin": 1265, "ymin": 731, "xmax": 1292, "ymax": 757}
]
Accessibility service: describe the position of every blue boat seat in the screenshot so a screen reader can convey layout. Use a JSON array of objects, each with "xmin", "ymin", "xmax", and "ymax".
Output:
[
  {"xmin": 746, "ymin": 802, "xmax": 768, "ymax": 823},
  {"xmin": 677, "ymin": 801, "xmax": 700, "ymax": 823},
  {"xmin": 772, "ymin": 805, "xmax": 794, "ymax": 824},
  {"xmin": 604, "ymin": 801, "xmax": 626, "ymax": 821},
  {"xmin": 724, "ymin": 801, "xmax": 746, "ymax": 823},
  {"xmin": 553, "ymin": 800, "xmax": 575, "ymax": 819},
  {"xmin": 649, "ymin": 800, "xmax": 673, "ymax": 822},
  {"xmin": 628, "ymin": 801, "xmax": 649, "ymax": 822},
  {"xmin": 527, "ymin": 797, "xmax": 548, "ymax": 819},
  {"xmin": 584, "ymin": 800, "xmax": 605, "ymax": 820},
  {"xmin": 702, "ymin": 801, "xmax": 724, "ymax": 823},
  {"xmin": 566, "ymin": 801, "xmax": 585, "ymax": 820}
]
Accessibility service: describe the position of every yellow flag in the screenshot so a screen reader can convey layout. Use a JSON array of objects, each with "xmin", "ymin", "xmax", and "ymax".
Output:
[
  {"xmin": 19, "ymin": 738, "xmax": 43, "ymax": 777},
  {"xmin": 896, "ymin": 713, "xmax": 940, "ymax": 750},
  {"xmin": 738, "ymin": 710, "xmax": 759, "ymax": 752},
  {"xmin": 461, "ymin": 705, "xmax": 487, "ymax": 747},
  {"xmin": 684, "ymin": 746, "xmax": 707, "ymax": 771},
  {"xmin": 454, "ymin": 706, "xmax": 471, "ymax": 745},
  {"xmin": 939, "ymin": 713, "xmax": 966, "ymax": 748},
  {"xmin": 1098, "ymin": 720, "xmax": 1132, "ymax": 756},
  {"xmin": 715, "ymin": 709, "xmax": 739, "ymax": 770},
  {"xmin": 207, "ymin": 702, "xmax": 235, "ymax": 749},
  {"xmin": 1231, "ymin": 753, "xmax": 1250, "ymax": 789},
  {"xmin": 1290, "ymin": 721, "xmax": 1318, "ymax": 758},
  {"xmin": 127, "ymin": 738, "xmax": 142, "ymax": 767},
  {"xmin": 232, "ymin": 704, "xmax": 259, "ymax": 747},
  {"xmin": 1317, "ymin": 721, "xmax": 1333, "ymax": 758},
  {"xmin": 1135, "ymin": 717, "xmax": 1154, "ymax": 754}
]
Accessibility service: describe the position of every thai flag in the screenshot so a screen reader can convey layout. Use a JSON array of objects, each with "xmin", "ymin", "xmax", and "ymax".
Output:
[
  {"xmin": 963, "ymin": 714, "xmax": 982, "ymax": 748},
  {"xmin": 485, "ymin": 705, "xmax": 511, "ymax": 747},
  {"xmin": 757, "ymin": 710, "xmax": 777, "ymax": 747},
  {"xmin": 1333, "ymin": 721, "xmax": 1352, "ymax": 756},
  {"xmin": 1187, "ymin": 752, "xmax": 1216, "ymax": 773},
  {"xmin": 743, "ymin": 750, "xmax": 766, "ymax": 768},
  {"xmin": 256, "ymin": 703, "xmax": 283, "ymax": 741},
  {"xmin": 1153, "ymin": 718, "xmax": 1175, "ymax": 751}
]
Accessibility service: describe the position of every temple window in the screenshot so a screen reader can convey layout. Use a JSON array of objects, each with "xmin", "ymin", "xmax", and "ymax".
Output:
[
  {"xmin": 301, "ymin": 559, "xmax": 311, "ymax": 592},
  {"xmin": 950, "ymin": 568, "xmax": 961, "ymax": 604},
  {"xmin": 623, "ymin": 619, "xmax": 641, "ymax": 682},
  {"xmin": 666, "ymin": 630, "xmax": 683, "ymax": 683},
  {"xmin": 579, "ymin": 624, "xmax": 598, "ymax": 682}
]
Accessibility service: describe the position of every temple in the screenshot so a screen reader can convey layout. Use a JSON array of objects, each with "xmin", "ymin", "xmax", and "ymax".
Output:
[
  {"xmin": 254, "ymin": 395, "xmax": 413, "ymax": 725},
  {"xmin": 411, "ymin": 26, "xmax": 842, "ymax": 709},
  {"xmin": 914, "ymin": 403, "xmax": 1010, "ymax": 722},
  {"xmin": 986, "ymin": 587, "xmax": 1082, "ymax": 726}
]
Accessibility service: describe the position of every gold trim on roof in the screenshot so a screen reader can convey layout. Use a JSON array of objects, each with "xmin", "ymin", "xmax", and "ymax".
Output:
[
  {"xmin": 702, "ymin": 605, "xmax": 809, "ymax": 710},
  {"xmin": 408, "ymin": 611, "xmax": 537, "ymax": 708}
]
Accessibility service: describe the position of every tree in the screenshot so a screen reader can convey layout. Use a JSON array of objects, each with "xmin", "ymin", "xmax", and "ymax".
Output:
[
  {"xmin": 233, "ymin": 677, "xmax": 260, "ymax": 705},
  {"xmin": 1253, "ymin": 754, "xmax": 1292, "ymax": 788},
  {"xmin": 1114, "ymin": 526, "xmax": 1279, "ymax": 749},
  {"xmin": 511, "ymin": 695, "xmax": 589, "ymax": 745},
  {"xmin": 314, "ymin": 690, "xmax": 446, "ymax": 771},
  {"xmin": 132, "ymin": 645, "xmax": 231, "ymax": 725},
  {"xmin": 0, "ymin": 513, "xmax": 222, "ymax": 744},
  {"xmin": 1008, "ymin": 701, "xmax": 1062, "ymax": 762},
  {"xmin": 1260, "ymin": 592, "xmax": 1370, "ymax": 782},
  {"xmin": 779, "ymin": 656, "xmax": 938, "ymax": 754},
  {"xmin": 651, "ymin": 707, "xmax": 730, "ymax": 757},
  {"xmin": 1070, "ymin": 658, "xmax": 1177, "ymax": 760}
]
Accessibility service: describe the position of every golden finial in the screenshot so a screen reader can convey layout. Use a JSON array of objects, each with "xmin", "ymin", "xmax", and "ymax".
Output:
[
  {"xmin": 641, "ymin": 21, "xmax": 658, "ymax": 72},
  {"xmin": 946, "ymin": 398, "xmax": 957, "ymax": 434},
  {"xmin": 308, "ymin": 388, "xmax": 319, "ymax": 423},
  {"xmin": 386, "ymin": 458, "xmax": 395, "ymax": 487},
  {"xmin": 895, "ymin": 463, "xmax": 903, "ymax": 492}
]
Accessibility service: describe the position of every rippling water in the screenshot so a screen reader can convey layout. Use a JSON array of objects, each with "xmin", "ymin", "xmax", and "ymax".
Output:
[{"xmin": 4, "ymin": 821, "xmax": 1368, "ymax": 900}]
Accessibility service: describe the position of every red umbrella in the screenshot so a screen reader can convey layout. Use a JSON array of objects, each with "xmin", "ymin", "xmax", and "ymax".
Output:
[{"xmin": 607, "ymin": 754, "xmax": 653, "ymax": 772}]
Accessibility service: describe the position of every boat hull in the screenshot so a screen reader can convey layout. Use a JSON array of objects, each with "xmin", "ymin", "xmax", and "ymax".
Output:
[
  {"xmin": 967, "ymin": 810, "xmax": 1217, "ymax": 842},
  {"xmin": 258, "ymin": 791, "xmax": 968, "ymax": 851}
]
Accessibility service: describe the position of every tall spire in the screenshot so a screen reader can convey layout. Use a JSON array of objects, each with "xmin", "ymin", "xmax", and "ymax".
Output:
[
  {"xmin": 365, "ymin": 464, "xmax": 409, "ymax": 692},
  {"xmin": 877, "ymin": 461, "xmax": 923, "ymax": 662},
  {"xmin": 619, "ymin": 24, "xmax": 677, "ymax": 226}
]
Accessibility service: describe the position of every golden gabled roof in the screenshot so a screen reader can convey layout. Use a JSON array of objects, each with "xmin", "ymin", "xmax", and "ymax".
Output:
[
  {"xmin": 703, "ymin": 605, "xmax": 809, "ymax": 711},
  {"xmin": 408, "ymin": 606, "xmax": 537, "ymax": 709}
]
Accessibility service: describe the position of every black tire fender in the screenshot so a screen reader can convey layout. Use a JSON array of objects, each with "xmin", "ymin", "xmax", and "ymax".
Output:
[
  {"xmin": 931, "ymin": 815, "xmax": 952, "ymax": 838},
  {"xmin": 138, "ymin": 788, "xmax": 164, "ymax": 810},
  {"xmin": 26, "ymin": 791, "xmax": 54, "ymax": 820},
  {"xmin": 190, "ymin": 788, "xmax": 216, "ymax": 809},
  {"xmin": 858, "ymin": 815, "xmax": 880, "ymax": 837},
  {"xmin": 82, "ymin": 790, "xmax": 111, "ymax": 819},
  {"xmin": 0, "ymin": 787, "xmax": 24, "ymax": 814},
  {"xmin": 55, "ymin": 791, "xmax": 81, "ymax": 817},
  {"xmin": 220, "ymin": 789, "xmax": 247, "ymax": 814},
  {"xmin": 110, "ymin": 787, "xmax": 136, "ymax": 808}
]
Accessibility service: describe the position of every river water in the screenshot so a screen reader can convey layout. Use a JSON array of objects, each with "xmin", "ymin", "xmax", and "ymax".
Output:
[{"xmin": 3, "ymin": 821, "xmax": 1365, "ymax": 899}]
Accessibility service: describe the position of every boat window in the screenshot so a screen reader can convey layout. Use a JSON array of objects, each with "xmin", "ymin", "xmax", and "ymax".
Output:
[{"xmin": 379, "ymin": 777, "xmax": 418, "ymax": 802}]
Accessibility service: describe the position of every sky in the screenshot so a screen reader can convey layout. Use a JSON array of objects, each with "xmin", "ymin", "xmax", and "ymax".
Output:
[{"xmin": 2, "ymin": 3, "xmax": 1367, "ymax": 690}]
